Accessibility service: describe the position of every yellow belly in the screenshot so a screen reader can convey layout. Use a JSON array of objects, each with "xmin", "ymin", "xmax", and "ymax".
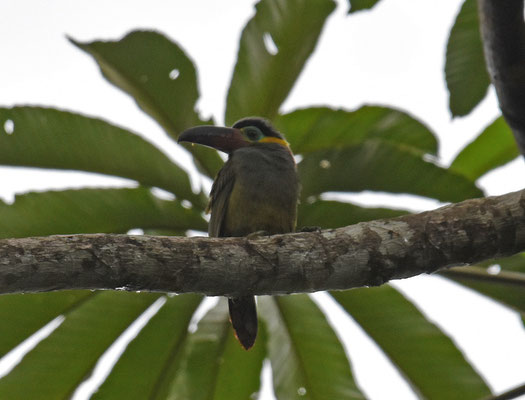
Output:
[{"xmin": 223, "ymin": 181, "xmax": 296, "ymax": 237}]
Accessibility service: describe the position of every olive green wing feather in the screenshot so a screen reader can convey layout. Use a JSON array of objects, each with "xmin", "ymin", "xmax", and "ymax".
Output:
[{"xmin": 208, "ymin": 160, "xmax": 235, "ymax": 238}]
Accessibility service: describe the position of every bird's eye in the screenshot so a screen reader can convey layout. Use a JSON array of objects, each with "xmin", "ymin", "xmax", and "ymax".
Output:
[{"xmin": 242, "ymin": 126, "xmax": 263, "ymax": 141}]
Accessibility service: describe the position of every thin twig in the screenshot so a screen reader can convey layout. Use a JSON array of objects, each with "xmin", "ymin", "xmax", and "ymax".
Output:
[
  {"xmin": 481, "ymin": 382, "xmax": 525, "ymax": 400},
  {"xmin": 440, "ymin": 266, "xmax": 525, "ymax": 288}
]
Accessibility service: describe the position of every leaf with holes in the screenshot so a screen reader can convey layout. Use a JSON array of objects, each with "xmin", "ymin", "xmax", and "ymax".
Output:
[
  {"xmin": 0, "ymin": 187, "xmax": 207, "ymax": 239},
  {"xmin": 225, "ymin": 0, "xmax": 336, "ymax": 125},
  {"xmin": 475, "ymin": 253, "xmax": 525, "ymax": 274},
  {"xmin": 70, "ymin": 31, "xmax": 199, "ymax": 138},
  {"xmin": 0, "ymin": 107, "xmax": 203, "ymax": 206},
  {"xmin": 298, "ymin": 140, "xmax": 483, "ymax": 202},
  {"xmin": 441, "ymin": 253, "xmax": 525, "ymax": 315},
  {"xmin": 443, "ymin": 267, "xmax": 525, "ymax": 316},
  {"xmin": 70, "ymin": 31, "xmax": 223, "ymax": 178}
]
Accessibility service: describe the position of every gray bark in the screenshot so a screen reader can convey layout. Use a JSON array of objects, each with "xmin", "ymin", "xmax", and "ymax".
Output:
[
  {"xmin": 1, "ymin": 189, "xmax": 524, "ymax": 297},
  {"xmin": 478, "ymin": 0, "xmax": 525, "ymax": 154}
]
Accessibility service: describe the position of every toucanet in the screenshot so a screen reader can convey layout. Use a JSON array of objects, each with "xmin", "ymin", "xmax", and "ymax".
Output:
[{"xmin": 179, "ymin": 117, "xmax": 300, "ymax": 349}]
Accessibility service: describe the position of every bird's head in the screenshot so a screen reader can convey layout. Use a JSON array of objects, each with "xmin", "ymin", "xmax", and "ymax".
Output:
[{"xmin": 178, "ymin": 117, "xmax": 289, "ymax": 154}]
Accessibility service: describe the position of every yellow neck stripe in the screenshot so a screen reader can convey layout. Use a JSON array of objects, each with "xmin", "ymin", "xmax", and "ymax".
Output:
[{"xmin": 260, "ymin": 136, "xmax": 289, "ymax": 147}]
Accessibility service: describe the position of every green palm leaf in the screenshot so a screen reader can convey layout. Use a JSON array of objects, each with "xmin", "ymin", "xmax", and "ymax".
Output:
[
  {"xmin": 260, "ymin": 295, "xmax": 365, "ymax": 400},
  {"xmin": 0, "ymin": 187, "xmax": 207, "ymax": 239},
  {"xmin": 0, "ymin": 291, "xmax": 93, "ymax": 358},
  {"xmin": 298, "ymin": 200, "xmax": 408, "ymax": 229},
  {"xmin": 225, "ymin": 0, "xmax": 336, "ymax": 125},
  {"xmin": 298, "ymin": 140, "xmax": 482, "ymax": 202},
  {"xmin": 71, "ymin": 31, "xmax": 223, "ymax": 178},
  {"xmin": 332, "ymin": 286, "xmax": 492, "ymax": 400},
  {"xmin": 0, "ymin": 292, "xmax": 161, "ymax": 399},
  {"xmin": 0, "ymin": 107, "xmax": 203, "ymax": 206},
  {"xmin": 450, "ymin": 117, "xmax": 519, "ymax": 181},
  {"xmin": 276, "ymin": 106, "xmax": 438, "ymax": 155},
  {"xmin": 165, "ymin": 300, "xmax": 266, "ymax": 400},
  {"xmin": 445, "ymin": 0, "xmax": 491, "ymax": 116},
  {"xmin": 441, "ymin": 253, "xmax": 525, "ymax": 315},
  {"xmin": 92, "ymin": 294, "xmax": 203, "ymax": 400}
]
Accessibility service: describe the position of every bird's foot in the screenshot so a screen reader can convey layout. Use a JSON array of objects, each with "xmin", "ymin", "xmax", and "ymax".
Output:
[
  {"xmin": 246, "ymin": 230, "xmax": 270, "ymax": 239},
  {"xmin": 299, "ymin": 226, "xmax": 322, "ymax": 233}
]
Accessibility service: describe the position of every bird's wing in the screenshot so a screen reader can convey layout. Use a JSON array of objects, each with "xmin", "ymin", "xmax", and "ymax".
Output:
[{"xmin": 207, "ymin": 160, "xmax": 235, "ymax": 238}]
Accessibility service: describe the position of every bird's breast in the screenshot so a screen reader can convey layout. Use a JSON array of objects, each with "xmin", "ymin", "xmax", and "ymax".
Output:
[{"xmin": 222, "ymin": 147, "xmax": 299, "ymax": 237}]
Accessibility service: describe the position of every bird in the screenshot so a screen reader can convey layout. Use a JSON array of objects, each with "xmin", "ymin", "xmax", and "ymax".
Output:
[{"xmin": 178, "ymin": 117, "xmax": 300, "ymax": 349}]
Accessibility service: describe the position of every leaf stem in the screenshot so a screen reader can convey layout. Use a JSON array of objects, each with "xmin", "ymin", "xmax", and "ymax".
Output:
[
  {"xmin": 481, "ymin": 382, "xmax": 525, "ymax": 400},
  {"xmin": 440, "ymin": 266, "xmax": 525, "ymax": 288}
]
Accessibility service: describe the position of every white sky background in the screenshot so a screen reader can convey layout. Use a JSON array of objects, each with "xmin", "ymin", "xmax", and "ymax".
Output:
[{"xmin": 1, "ymin": 0, "xmax": 525, "ymax": 399}]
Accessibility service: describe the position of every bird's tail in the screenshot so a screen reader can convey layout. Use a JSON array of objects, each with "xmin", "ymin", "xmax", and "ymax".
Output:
[{"xmin": 228, "ymin": 296, "xmax": 258, "ymax": 350}]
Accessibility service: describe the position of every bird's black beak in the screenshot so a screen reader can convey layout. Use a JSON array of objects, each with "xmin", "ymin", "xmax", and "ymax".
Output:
[{"xmin": 178, "ymin": 125, "xmax": 247, "ymax": 154}]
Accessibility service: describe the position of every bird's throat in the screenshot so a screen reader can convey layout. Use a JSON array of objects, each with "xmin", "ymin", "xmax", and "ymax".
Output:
[{"xmin": 259, "ymin": 136, "xmax": 289, "ymax": 147}]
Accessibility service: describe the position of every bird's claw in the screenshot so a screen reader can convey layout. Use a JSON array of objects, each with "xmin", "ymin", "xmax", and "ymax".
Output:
[
  {"xmin": 246, "ymin": 230, "xmax": 270, "ymax": 239},
  {"xmin": 299, "ymin": 226, "xmax": 322, "ymax": 233}
]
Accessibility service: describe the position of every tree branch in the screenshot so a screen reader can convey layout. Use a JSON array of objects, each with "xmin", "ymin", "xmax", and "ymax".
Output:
[
  {"xmin": 1, "ymin": 189, "xmax": 525, "ymax": 297},
  {"xmin": 477, "ymin": 0, "xmax": 525, "ymax": 154}
]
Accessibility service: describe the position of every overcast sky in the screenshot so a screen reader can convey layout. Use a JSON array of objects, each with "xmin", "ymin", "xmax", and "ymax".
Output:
[{"xmin": 1, "ymin": 1, "xmax": 525, "ymax": 399}]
